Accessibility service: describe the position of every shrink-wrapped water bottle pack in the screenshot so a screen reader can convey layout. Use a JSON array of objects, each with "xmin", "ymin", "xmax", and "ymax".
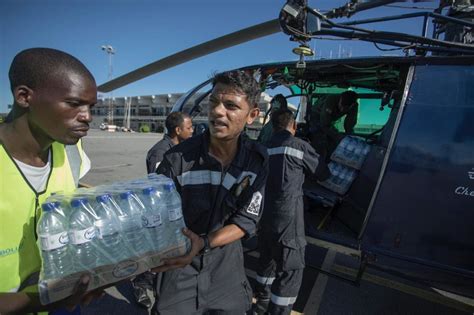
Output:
[{"xmin": 37, "ymin": 174, "xmax": 190, "ymax": 304}]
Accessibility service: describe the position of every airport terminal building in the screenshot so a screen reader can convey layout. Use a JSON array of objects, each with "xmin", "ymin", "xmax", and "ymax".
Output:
[{"xmin": 91, "ymin": 92, "xmax": 273, "ymax": 132}]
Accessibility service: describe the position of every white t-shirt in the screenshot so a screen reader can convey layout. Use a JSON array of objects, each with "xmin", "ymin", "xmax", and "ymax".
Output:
[{"xmin": 14, "ymin": 149, "xmax": 91, "ymax": 192}]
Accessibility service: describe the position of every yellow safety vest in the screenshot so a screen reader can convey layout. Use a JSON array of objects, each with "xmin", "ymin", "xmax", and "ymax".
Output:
[{"xmin": 0, "ymin": 140, "xmax": 85, "ymax": 293}]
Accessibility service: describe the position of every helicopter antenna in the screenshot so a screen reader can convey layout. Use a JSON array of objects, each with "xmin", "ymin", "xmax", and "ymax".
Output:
[{"xmin": 292, "ymin": 44, "xmax": 315, "ymax": 76}]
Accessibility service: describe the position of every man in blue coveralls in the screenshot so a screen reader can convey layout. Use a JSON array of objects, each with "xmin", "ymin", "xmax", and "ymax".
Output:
[
  {"xmin": 254, "ymin": 108, "xmax": 328, "ymax": 315},
  {"xmin": 152, "ymin": 70, "xmax": 269, "ymax": 314}
]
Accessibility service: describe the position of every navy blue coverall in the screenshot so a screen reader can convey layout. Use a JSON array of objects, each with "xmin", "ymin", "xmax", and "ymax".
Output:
[
  {"xmin": 146, "ymin": 134, "xmax": 175, "ymax": 174},
  {"xmin": 155, "ymin": 131, "xmax": 268, "ymax": 314},
  {"xmin": 255, "ymin": 129, "xmax": 324, "ymax": 315}
]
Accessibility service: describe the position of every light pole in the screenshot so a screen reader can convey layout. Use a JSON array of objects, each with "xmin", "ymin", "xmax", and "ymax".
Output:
[{"xmin": 101, "ymin": 45, "xmax": 115, "ymax": 125}]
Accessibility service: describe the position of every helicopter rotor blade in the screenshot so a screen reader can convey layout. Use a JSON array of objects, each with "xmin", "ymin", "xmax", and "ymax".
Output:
[{"xmin": 98, "ymin": 19, "xmax": 280, "ymax": 92}]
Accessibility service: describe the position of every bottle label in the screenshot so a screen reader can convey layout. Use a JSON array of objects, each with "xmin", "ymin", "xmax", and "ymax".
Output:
[
  {"xmin": 40, "ymin": 232, "xmax": 68, "ymax": 250},
  {"xmin": 95, "ymin": 219, "xmax": 106, "ymax": 239},
  {"xmin": 70, "ymin": 227, "xmax": 96, "ymax": 244},
  {"xmin": 142, "ymin": 214, "xmax": 162, "ymax": 227},
  {"xmin": 169, "ymin": 206, "xmax": 183, "ymax": 221}
]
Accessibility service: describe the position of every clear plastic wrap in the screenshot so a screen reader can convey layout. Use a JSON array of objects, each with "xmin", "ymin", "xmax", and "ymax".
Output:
[
  {"xmin": 318, "ymin": 162, "xmax": 358, "ymax": 195},
  {"xmin": 331, "ymin": 136, "xmax": 371, "ymax": 170},
  {"xmin": 37, "ymin": 174, "xmax": 190, "ymax": 304}
]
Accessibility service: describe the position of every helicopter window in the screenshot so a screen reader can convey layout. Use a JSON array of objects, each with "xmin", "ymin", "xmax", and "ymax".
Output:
[
  {"xmin": 409, "ymin": 65, "xmax": 474, "ymax": 109},
  {"xmin": 308, "ymin": 87, "xmax": 390, "ymax": 138},
  {"xmin": 183, "ymin": 87, "xmax": 212, "ymax": 115},
  {"xmin": 175, "ymin": 81, "xmax": 212, "ymax": 130},
  {"xmin": 341, "ymin": 92, "xmax": 390, "ymax": 137}
]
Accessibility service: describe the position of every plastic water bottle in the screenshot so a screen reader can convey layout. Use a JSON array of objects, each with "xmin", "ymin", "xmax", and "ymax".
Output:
[
  {"xmin": 354, "ymin": 140, "xmax": 362, "ymax": 157},
  {"xmin": 332, "ymin": 163, "xmax": 342, "ymax": 185},
  {"xmin": 163, "ymin": 182, "xmax": 190, "ymax": 251},
  {"xmin": 68, "ymin": 198, "xmax": 98, "ymax": 271},
  {"xmin": 38, "ymin": 202, "xmax": 73, "ymax": 279},
  {"xmin": 117, "ymin": 191, "xmax": 147, "ymax": 256},
  {"xmin": 346, "ymin": 137, "xmax": 355, "ymax": 153},
  {"xmin": 140, "ymin": 187, "xmax": 165, "ymax": 252},
  {"xmin": 340, "ymin": 167, "xmax": 349, "ymax": 190},
  {"xmin": 94, "ymin": 194, "xmax": 125, "ymax": 265},
  {"xmin": 341, "ymin": 137, "xmax": 350, "ymax": 150},
  {"xmin": 347, "ymin": 168, "xmax": 357, "ymax": 184}
]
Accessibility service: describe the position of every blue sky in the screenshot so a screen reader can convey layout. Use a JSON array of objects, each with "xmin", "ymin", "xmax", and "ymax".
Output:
[{"xmin": 0, "ymin": 0, "xmax": 439, "ymax": 113}]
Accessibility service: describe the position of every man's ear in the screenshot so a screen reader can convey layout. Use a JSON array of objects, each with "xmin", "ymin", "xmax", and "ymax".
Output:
[
  {"xmin": 13, "ymin": 85, "xmax": 33, "ymax": 109},
  {"xmin": 174, "ymin": 126, "xmax": 181, "ymax": 136},
  {"xmin": 246, "ymin": 107, "xmax": 260, "ymax": 124}
]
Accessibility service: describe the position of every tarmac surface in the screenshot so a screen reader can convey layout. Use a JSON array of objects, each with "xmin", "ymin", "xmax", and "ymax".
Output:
[
  {"xmin": 79, "ymin": 129, "xmax": 473, "ymax": 315},
  {"xmin": 81, "ymin": 129, "xmax": 159, "ymax": 186}
]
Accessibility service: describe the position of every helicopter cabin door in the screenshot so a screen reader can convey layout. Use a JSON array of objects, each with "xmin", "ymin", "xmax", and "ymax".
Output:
[{"xmin": 360, "ymin": 62, "xmax": 474, "ymax": 297}]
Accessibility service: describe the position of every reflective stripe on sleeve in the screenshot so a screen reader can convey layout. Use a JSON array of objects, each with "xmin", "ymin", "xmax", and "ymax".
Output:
[
  {"xmin": 222, "ymin": 171, "xmax": 257, "ymax": 190},
  {"xmin": 177, "ymin": 170, "xmax": 222, "ymax": 186},
  {"xmin": 177, "ymin": 170, "xmax": 257, "ymax": 190},
  {"xmin": 267, "ymin": 146, "xmax": 304, "ymax": 160},
  {"xmin": 270, "ymin": 294, "xmax": 297, "ymax": 306},
  {"xmin": 222, "ymin": 173, "xmax": 237, "ymax": 190}
]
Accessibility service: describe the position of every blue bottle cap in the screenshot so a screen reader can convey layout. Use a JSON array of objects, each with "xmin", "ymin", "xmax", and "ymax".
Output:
[
  {"xmin": 96, "ymin": 194, "xmax": 111, "ymax": 203},
  {"xmin": 41, "ymin": 202, "xmax": 55, "ymax": 212},
  {"xmin": 142, "ymin": 187, "xmax": 156, "ymax": 195},
  {"xmin": 71, "ymin": 198, "xmax": 88, "ymax": 208},
  {"xmin": 119, "ymin": 191, "xmax": 133, "ymax": 199}
]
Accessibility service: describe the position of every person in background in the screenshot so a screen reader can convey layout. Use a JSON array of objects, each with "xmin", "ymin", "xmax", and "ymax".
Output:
[
  {"xmin": 145, "ymin": 112, "xmax": 193, "ymax": 174},
  {"xmin": 257, "ymin": 94, "xmax": 288, "ymax": 145},
  {"xmin": 254, "ymin": 108, "xmax": 328, "ymax": 315},
  {"xmin": 152, "ymin": 70, "xmax": 269, "ymax": 314},
  {"xmin": 0, "ymin": 48, "xmax": 100, "ymax": 314},
  {"xmin": 310, "ymin": 91, "xmax": 358, "ymax": 161}
]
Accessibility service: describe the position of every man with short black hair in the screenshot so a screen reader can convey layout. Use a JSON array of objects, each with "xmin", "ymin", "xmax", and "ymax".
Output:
[
  {"xmin": 0, "ymin": 48, "xmax": 99, "ymax": 313},
  {"xmin": 254, "ymin": 108, "xmax": 327, "ymax": 315},
  {"xmin": 310, "ymin": 90, "xmax": 359, "ymax": 160},
  {"xmin": 152, "ymin": 70, "xmax": 268, "ymax": 314},
  {"xmin": 146, "ymin": 112, "xmax": 193, "ymax": 173},
  {"xmin": 257, "ymin": 94, "xmax": 288, "ymax": 145}
]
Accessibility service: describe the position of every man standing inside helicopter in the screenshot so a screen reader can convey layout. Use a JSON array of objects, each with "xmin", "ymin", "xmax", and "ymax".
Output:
[{"xmin": 310, "ymin": 90, "xmax": 359, "ymax": 161}]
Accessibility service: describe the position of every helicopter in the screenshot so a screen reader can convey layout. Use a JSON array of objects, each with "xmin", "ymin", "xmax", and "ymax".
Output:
[{"xmin": 98, "ymin": 0, "xmax": 474, "ymax": 306}]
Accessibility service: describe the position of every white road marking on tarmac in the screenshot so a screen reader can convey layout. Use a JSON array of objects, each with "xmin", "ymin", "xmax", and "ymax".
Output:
[
  {"xmin": 303, "ymin": 249, "xmax": 337, "ymax": 315},
  {"xmin": 246, "ymin": 247, "xmax": 335, "ymax": 315},
  {"xmin": 432, "ymin": 288, "xmax": 474, "ymax": 308},
  {"xmin": 332, "ymin": 264, "xmax": 474, "ymax": 313},
  {"xmin": 245, "ymin": 246, "xmax": 474, "ymax": 313},
  {"xmin": 245, "ymin": 251, "xmax": 303, "ymax": 314}
]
